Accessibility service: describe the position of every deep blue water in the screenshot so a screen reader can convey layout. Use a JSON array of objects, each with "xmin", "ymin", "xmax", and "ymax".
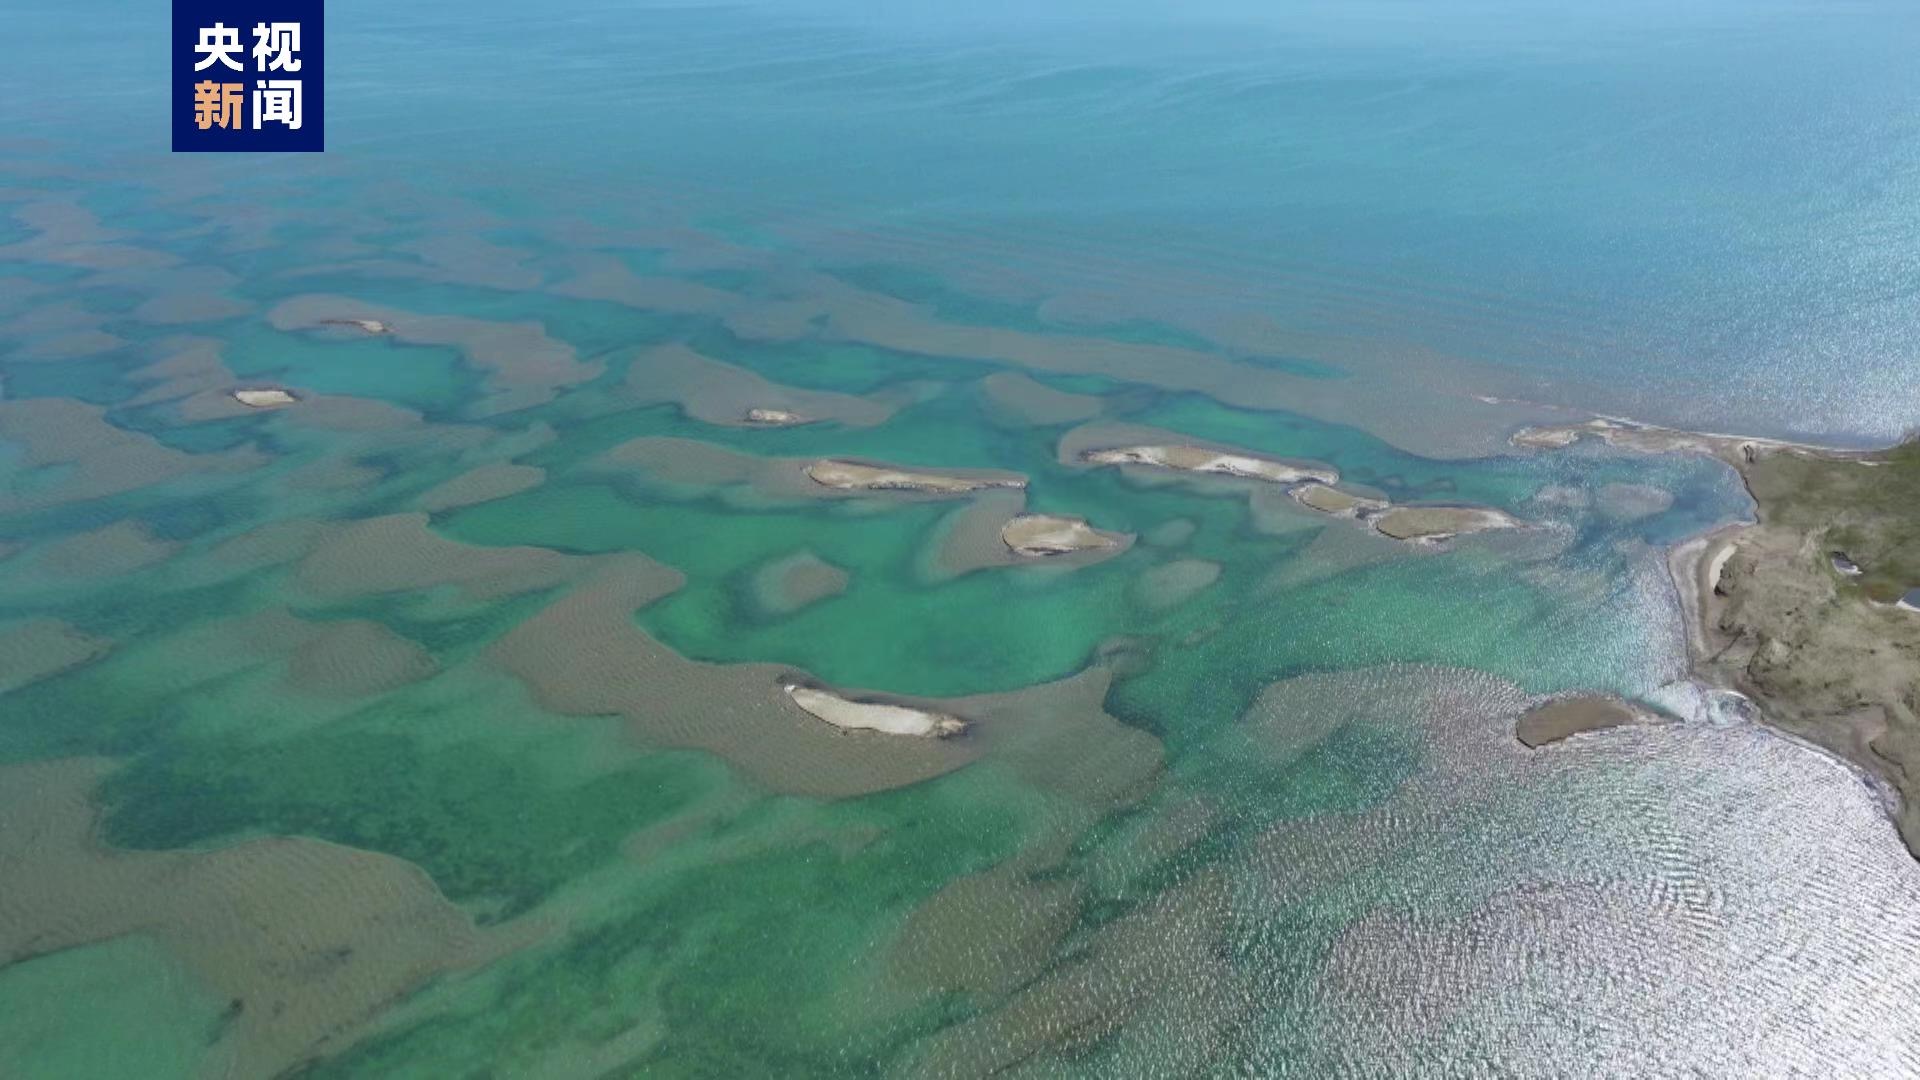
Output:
[{"xmin": 10, "ymin": 0, "xmax": 1915, "ymax": 443}]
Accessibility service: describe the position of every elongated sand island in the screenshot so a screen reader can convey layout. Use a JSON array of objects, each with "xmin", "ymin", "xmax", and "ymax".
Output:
[
  {"xmin": 745, "ymin": 407, "xmax": 810, "ymax": 426},
  {"xmin": 319, "ymin": 317, "xmax": 394, "ymax": 335},
  {"xmin": 231, "ymin": 388, "xmax": 297, "ymax": 408},
  {"xmin": 1069, "ymin": 428, "xmax": 1521, "ymax": 546},
  {"xmin": 1082, "ymin": 444, "xmax": 1339, "ymax": 486},
  {"xmin": 1520, "ymin": 419, "xmax": 1920, "ymax": 853},
  {"xmin": 1371, "ymin": 505, "xmax": 1523, "ymax": 543},
  {"xmin": 783, "ymin": 683, "xmax": 968, "ymax": 737},
  {"xmin": 1001, "ymin": 513, "xmax": 1126, "ymax": 557},
  {"xmin": 806, "ymin": 459, "xmax": 1027, "ymax": 496}
]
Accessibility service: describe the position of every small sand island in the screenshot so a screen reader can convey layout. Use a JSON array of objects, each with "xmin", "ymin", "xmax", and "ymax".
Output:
[
  {"xmin": 806, "ymin": 459, "xmax": 1027, "ymax": 496},
  {"xmin": 745, "ymin": 407, "xmax": 810, "ymax": 426},
  {"xmin": 1289, "ymin": 482, "xmax": 1386, "ymax": 517},
  {"xmin": 1082, "ymin": 444, "xmax": 1338, "ymax": 486},
  {"xmin": 783, "ymin": 683, "xmax": 967, "ymax": 738},
  {"xmin": 231, "ymin": 388, "xmax": 297, "ymax": 408},
  {"xmin": 1001, "ymin": 514, "xmax": 1125, "ymax": 557},
  {"xmin": 1289, "ymin": 481, "xmax": 1519, "ymax": 543},
  {"xmin": 1371, "ymin": 505, "xmax": 1522, "ymax": 543},
  {"xmin": 1515, "ymin": 695, "xmax": 1651, "ymax": 748},
  {"xmin": 319, "ymin": 317, "xmax": 393, "ymax": 335},
  {"xmin": 1522, "ymin": 418, "xmax": 1920, "ymax": 855}
]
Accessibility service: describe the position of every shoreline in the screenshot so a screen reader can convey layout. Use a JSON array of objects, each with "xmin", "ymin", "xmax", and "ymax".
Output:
[{"xmin": 1521, "ymin": 413, "xmax": 1920, "ymax": 857}]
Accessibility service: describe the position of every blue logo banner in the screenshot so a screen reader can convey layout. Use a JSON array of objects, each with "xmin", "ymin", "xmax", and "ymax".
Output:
[{"xmin": 172, "ymin": 0, "xmax": 324, "ymax": 152}]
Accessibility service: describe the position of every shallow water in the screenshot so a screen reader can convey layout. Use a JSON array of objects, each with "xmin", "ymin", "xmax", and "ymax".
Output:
[{"xmin": 3, "ymin": 0, "xmax": 1920, "ymax": 1076}]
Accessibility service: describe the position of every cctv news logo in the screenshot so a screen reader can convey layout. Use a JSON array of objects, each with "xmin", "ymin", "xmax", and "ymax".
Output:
[{"xmin": 173, "ymin": 1, "xmax": 324, "ymax": 151}]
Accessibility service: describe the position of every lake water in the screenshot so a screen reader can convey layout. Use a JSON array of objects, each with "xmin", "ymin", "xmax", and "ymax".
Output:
[{"xmin": 3, "ymin": 0, "xmax": 1919, "ymax": 1075}]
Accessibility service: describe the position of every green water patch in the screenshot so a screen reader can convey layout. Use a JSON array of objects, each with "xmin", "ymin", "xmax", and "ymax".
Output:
[
  {"xmin": 306, "ymin": 754, "xmax": 1067, "ymax": 1078},
  {"xmin": 99, "ymin": 673, "xmax": 723, "ymax": 921},
  {"xmin": 0, "ymin": 935, "xmax": 228, "ymax": 1080}
]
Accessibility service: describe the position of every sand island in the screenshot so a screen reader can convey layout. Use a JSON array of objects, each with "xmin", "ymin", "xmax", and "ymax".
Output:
[
  {"xmin": 1081, "ymin": 444, "xmax": 1338, "ymax": 486},
  {"xmin": 783, "ymin": 682, "xmax": 968, "ymax": 737},
  {"xmin": 231, "ymin": 388, "xmax": 297, "ymax": 408},
  {"xmin": 1000, "ymin": 513, "xmax": 1126, "ymax": 557},
  {"xmin": 1514, "ymin": 695, "xmax": 1653, "ymax": 748},
  {"xmin": 806, "ymin": 459, "xmax": 1027, "ymax": 496}
]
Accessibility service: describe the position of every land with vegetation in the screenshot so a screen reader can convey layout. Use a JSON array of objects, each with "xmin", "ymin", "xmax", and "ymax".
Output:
[{"xmin": 1522, "ymin": 422, "xmax": 1920, "ymax": 852}]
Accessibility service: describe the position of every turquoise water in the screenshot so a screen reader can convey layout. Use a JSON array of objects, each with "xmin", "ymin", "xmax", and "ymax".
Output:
[{"xmin": 4, "ymin": 1, "xmax": 1920, "ymax": 1076}]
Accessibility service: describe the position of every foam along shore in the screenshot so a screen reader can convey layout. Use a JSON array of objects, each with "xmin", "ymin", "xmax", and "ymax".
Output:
[
  {"xmin": 232, "ymin": 388, "xmax": 297, "ymax": 408},
  {"xmin": 783, "ymin": 683, "xmax": 967, "ymax": 737},
  {"xmin": 806, "ymin": 459, "xmax": 1027, "ymax": 496},
  {"xmin": 1515, "ymin": 695, "xmax": 1651, "ymax": 748},
  {"xmin": 1081, "ymin": 444, "xmax": 1337, "ymax": 486},
  {"xmin": 319, "ymin": 317, "xmax": 393, "ymax": 335},
  {"xmin": 1001, "ymin": 514, "xmax": 1125, "ymax": 557}
]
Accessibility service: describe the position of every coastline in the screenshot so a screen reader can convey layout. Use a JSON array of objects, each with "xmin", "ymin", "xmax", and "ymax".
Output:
[{"xmin": 1521, "ymin": 415, "xmax": 1920, "ymax": 856}]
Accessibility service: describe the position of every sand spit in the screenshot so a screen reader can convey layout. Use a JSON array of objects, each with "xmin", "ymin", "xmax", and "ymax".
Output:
[
  {"xmin": 807, "ymin": 459, "xmax": 1027, "ymax": 496},
  {"xmin": 1515, "ymin": 695, "xmax": 1654, "ymax": 748},
  {"xmin": 1509, "ymin": 415, "xmax": 1844, "ymax": 468},
  {"xmin": 0, "ymin": 759, "xmax": 509, "ymax": 1080},
  {"xmin": 232, "ymin": 387, "xmax": 297, "ymax": 408},
  {"xmin": 1001, "ymin": 514, "xmax": 1125, "ymax": 557},
  {"xmin": 783, "ymin": 683, "xmax": 968, "ymax": 738},
  {"xmin": 1081, "ymin": 444, "xmax": 1338, "ymax": 486}
]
